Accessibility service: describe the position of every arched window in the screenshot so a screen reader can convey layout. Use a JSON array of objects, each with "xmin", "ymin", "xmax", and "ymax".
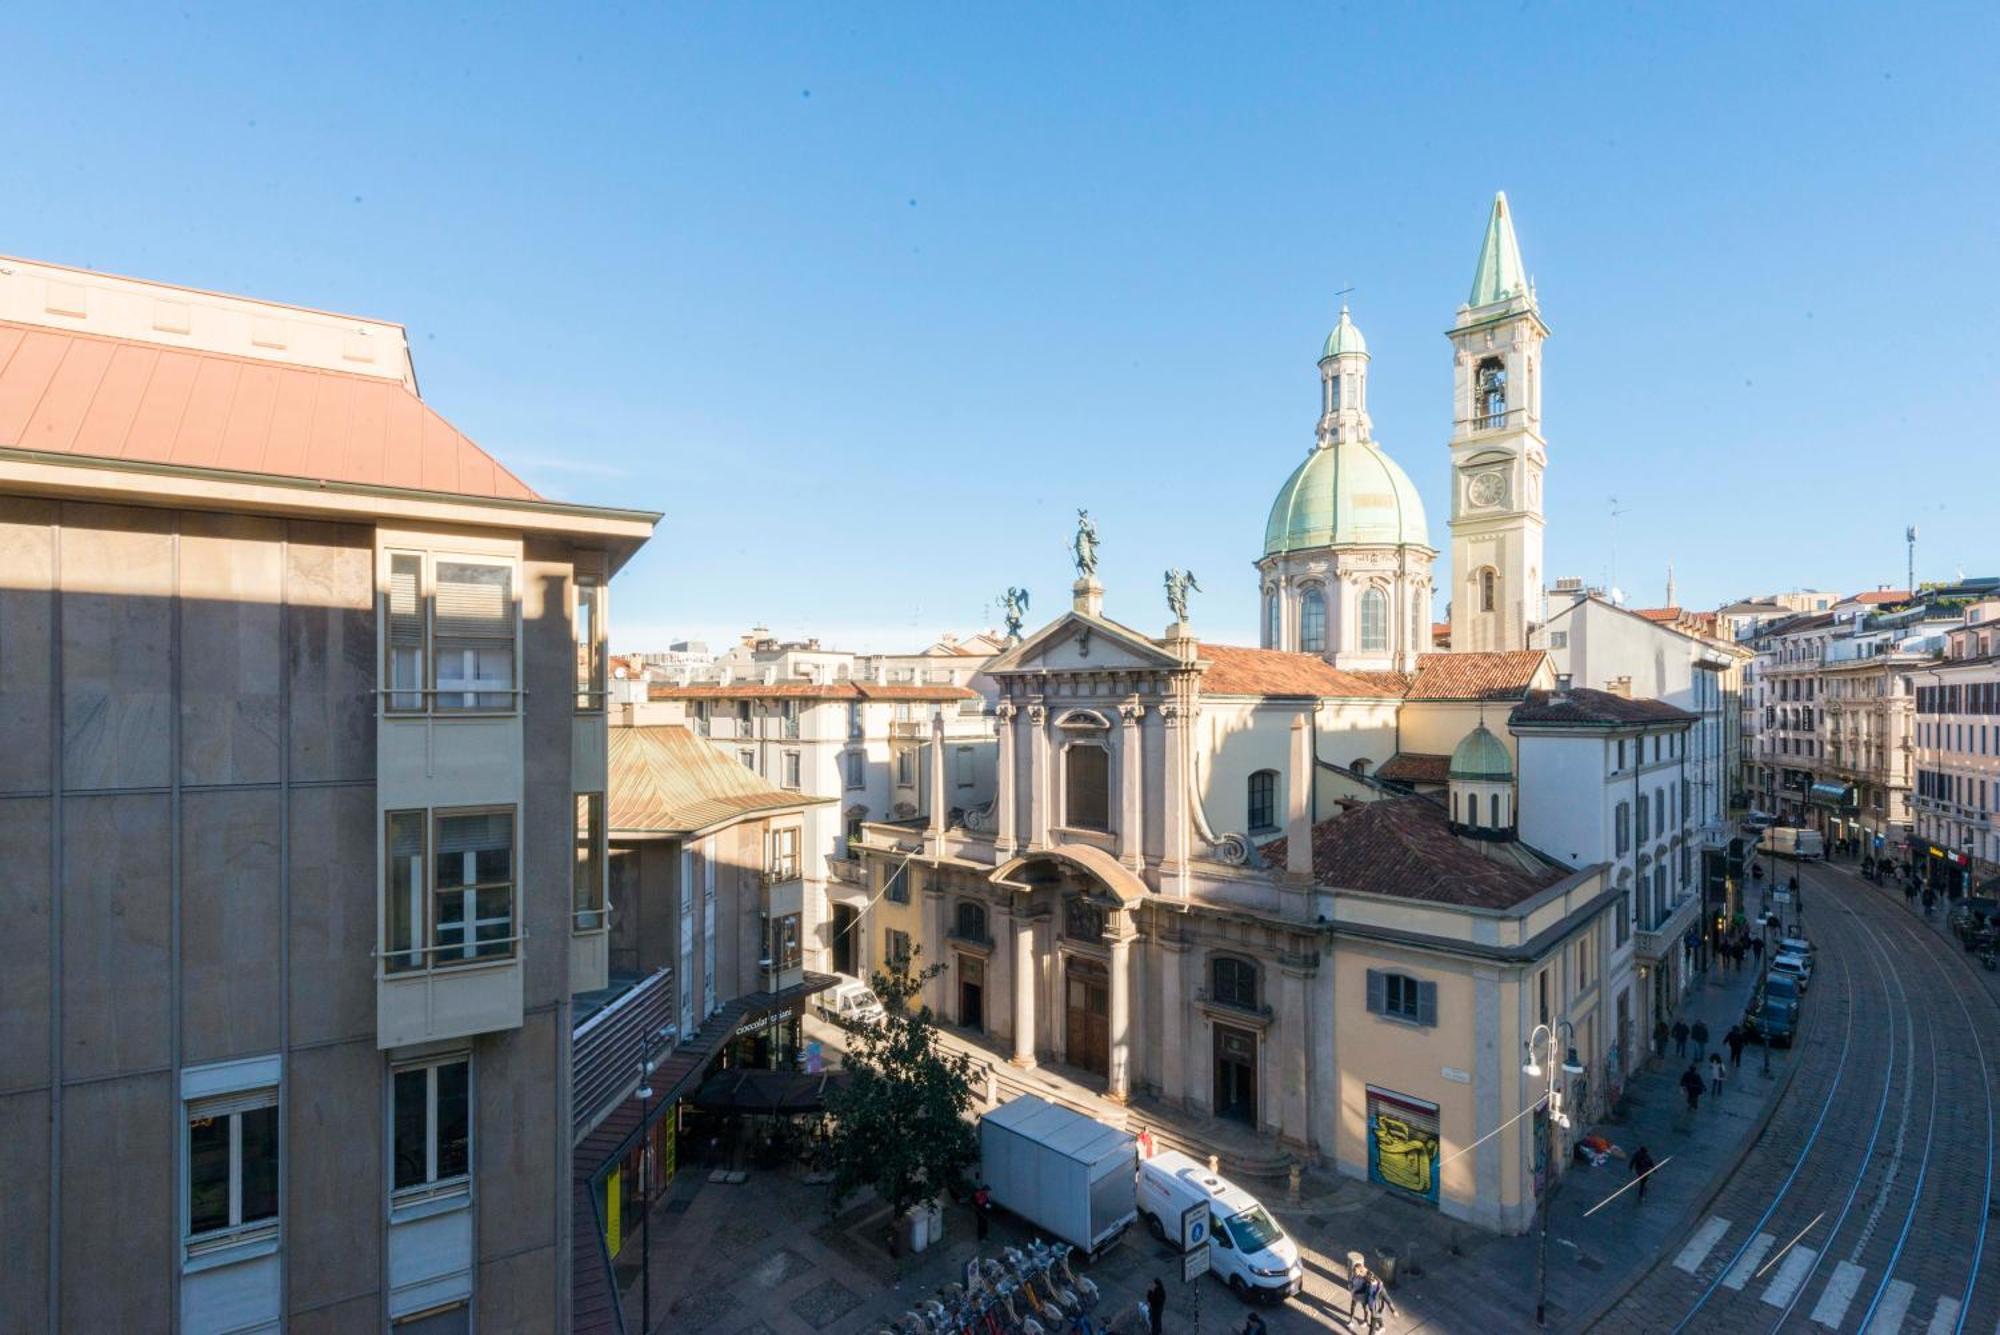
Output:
[
  {"xmin": 1247, "ymin": 770, "xmax": 1278, "ymax": 832},
  {"xmin": 1212, "ymin": 956, "xmax": 1259, "ymax": 1011},
  {"xmin": 1264, "ymin": 592, "xmax": 1281, "ymax": 648},
  {"xmin": 1490, "ymin": 793, "xmax": 1501, "ymax": 827},
  {"xmin": 1300, "ymin": 588, "xmax": 1327, "ymax": 654},
  {"xmin": 1326, "ymin": 373, "xmax": 1342, "ymax": 413},
  {"xmin": 1479, "ymin": 568, "xmax": 1498, "ymax": 614},
  {"xmin": 955, "ymin": 900, "xmax": 988, "ymax": 943},
  {"xmin": 1360, "ymin": 587, "xmax": 1388, "ymax": 652},
  {"xmin": 1476, "ymin": 356, "xmax": 1507, "ymax": 427}
]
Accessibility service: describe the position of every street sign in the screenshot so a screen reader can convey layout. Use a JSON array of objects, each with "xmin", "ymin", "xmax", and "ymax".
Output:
[
  {"xmin": 1182, "ymin": 1242, "xmax": 1211, "ymax": 1283},
  {"xmin": 1772, "ymin": 891, "xmax": 1792, "ymax": 905},
  {"xmin": 1180, "ymin": 1200, "xmax": 1209, "ymax": 1251}
]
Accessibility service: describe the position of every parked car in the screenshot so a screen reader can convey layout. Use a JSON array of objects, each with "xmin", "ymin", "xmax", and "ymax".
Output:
[
  {"xmin": 1136, "ymin": 1150, "xmax": 1302, "ymax": 1302},
  {"xmin": 1769, "ymin": 953, "xmax": 1813, "ymax": 993},
  {"xmin": 1762, "ymin": 972, "xmax": 1803, "ymax": 1006},
  {"xmin": 1742, "ymin": 811, "xmax": 1777, "ymax": 834},
  {"xmin": 813, "ymin": 973, "xmax": 886, "ymax": 1030},
  {"xmin": 1744, "ymin": 997, "xmax": 1799, "ymax": 1047},
  {"xmin": 1776, "ymin": 935, "xmax": 1815, "ymax": 964}
]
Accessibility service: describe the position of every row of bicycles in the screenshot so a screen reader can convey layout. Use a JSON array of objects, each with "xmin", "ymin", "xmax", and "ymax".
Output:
[{"xmin": 877, "ymin": 1239, "xmax": 1106, "ymax": 1335}]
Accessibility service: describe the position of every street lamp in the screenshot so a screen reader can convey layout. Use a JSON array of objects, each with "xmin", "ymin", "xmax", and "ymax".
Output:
[
  {"xmin": 1525, "ymin": 1021, "xmax": 1584, "ymax": 1329},
  {"xmin": 633, "ymin": 1024, "xmax": 670, "ymax": 1335}
]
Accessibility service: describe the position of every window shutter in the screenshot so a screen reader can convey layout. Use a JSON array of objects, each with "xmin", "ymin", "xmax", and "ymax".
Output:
[
  {"xmin": 190, "ymin": 1088, "xmax": 277, "ymax": 1120},
  {"xmin": 388, "ymin": 554, "xmax": 424, "ymax": 646},
  {"xmin": 1417, "ymin": 980, "xmax": 1438, "ymax": 1027},
  {"xmin": 434, "ymin": 562, "xmax": 512, "ymax": 639},
  {"xmin": 1366, "ymin": 969, "xmax": 1385, "ymax": 1015},
  {"xmin": 436, "ymin": 810, "xmax": 512, "ymax": 856}
]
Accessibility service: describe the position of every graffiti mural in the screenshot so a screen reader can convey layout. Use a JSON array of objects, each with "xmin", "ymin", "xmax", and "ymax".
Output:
[{"xmin": 1366, "ymin": 1086, "xmax": 1441, "ymax": 1205}]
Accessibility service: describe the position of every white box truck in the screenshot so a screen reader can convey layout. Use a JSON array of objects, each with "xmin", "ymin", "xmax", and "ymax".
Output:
[
  {"xmin": 1758, "ymin": 826, "xmax": 1825, "ymax": 860},
  {"xmin": 979, "ymin": 1095, "xmax": 1137, "ymax": 1256}
]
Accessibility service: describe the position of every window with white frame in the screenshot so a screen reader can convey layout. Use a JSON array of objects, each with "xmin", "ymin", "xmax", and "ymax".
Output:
[
  {"xmin": 1300, "ymin": 588, "xmax": 1328, "ymax": 654},
  {"xmin": 573, "ymin": 574, "xmax": 605, "ymax": 710},
  {"xmin": 769, "ymin": 827, "xmax": 800, "ymax": 880},
  {"xmin": 845, "ymin": 751, "xmax": 864, "ymax": 789},
  {"xmin": 1359, "ymin": 587, "xmax": 1388, "ymax": 652},
  {"xmin": 739, "ymin": 749, "xmax": 755, "ymax": 770},
  {"xmin": 384, "ymin": 808, "xmax": 517, "ymax": 970},
  {"xmin": 406, "ymin": 558, "xmax": 516, "ymax": 711},
  {"xmin": 955, "ymin": 746, "xmax": 975, "ymax": 788},
  {"xmin": 574, "ymin": 793, "xmax": 605, "ymax": 930},
  {"xmin": 782, "ymin": 750, "xmax": 802, "ymax": 790},
  {"xmin": 896, "ymin": 749, "xmax": 915, "ymax": 785},
  {"xmin": 392, "ymin": 1056, "xmax": 470, "ymax": 1204},
  {"xmin": 185, "ymin": 1085, "xmax": 279, "ymax": 1254}
]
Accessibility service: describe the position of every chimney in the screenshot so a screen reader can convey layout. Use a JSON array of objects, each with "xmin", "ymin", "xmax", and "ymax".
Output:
[
  {"xmin": 1286, "ymin": 716, "xmax": 1313, "ymax": 879},
  {"xmin": 1554, "ymin": 672, "xmax": 1573, "ymax": 699}
]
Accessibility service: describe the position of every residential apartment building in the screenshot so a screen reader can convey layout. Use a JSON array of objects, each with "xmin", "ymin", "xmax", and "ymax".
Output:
[
  {"xmin": 1912, "ymin": 596, "xmax": 2000, "ymax": 894},
  {"xmin": 0, "ymin": 256, "xmax": 655, "ymax": 1332}
]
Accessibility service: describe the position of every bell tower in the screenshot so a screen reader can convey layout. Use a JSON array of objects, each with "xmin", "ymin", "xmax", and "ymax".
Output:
[{"xmin": 1447, "ymin": 192, "xmax": 1549, "ymax": 653}]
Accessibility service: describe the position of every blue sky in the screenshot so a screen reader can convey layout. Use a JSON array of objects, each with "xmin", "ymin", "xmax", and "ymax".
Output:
[{"xmin": 7, "ymin": 4, "xmax": 1994, "ymax": 649}]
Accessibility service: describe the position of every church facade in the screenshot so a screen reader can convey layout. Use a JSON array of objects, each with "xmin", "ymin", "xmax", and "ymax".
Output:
[{"xmin": 836, "ymin": 196, "xmax": 1655, "ymax": 1234}]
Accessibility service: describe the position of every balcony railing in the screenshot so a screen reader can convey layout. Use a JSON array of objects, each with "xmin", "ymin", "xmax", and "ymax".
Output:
[{"xmin": 571, "ymin": 964, "xmax": 674, "ymax": 1138}]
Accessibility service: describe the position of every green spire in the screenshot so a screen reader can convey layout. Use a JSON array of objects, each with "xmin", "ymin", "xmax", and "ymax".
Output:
[{"xmin": 1467, "ymin": 191, "xmax": 1529, "ymax": 308}]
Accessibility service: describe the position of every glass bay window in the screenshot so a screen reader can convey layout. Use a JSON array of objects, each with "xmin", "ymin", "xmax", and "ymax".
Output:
[
  {"xmin": 434, "ymin": 810, "xmax": 515, "ymax": 962},
  {"xmin": 384, "ymin": 552, "xmax": 519, "ymax": 714}
]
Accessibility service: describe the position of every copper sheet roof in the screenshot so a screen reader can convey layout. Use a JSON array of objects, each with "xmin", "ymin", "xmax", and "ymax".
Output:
[
  {"xmin": 1377, "ymin": 752, "xmax": 1451, "ymax": 784},
  {"xmin": 608, "ymin": 725, "xmax": 828, "ymax": 835},
  {"xmin": 648, "ymin": 681, "xmax": 979, "ymax": 702},
  {"xmin": 0, "ymin": 319, "xmax": 537, "ymax": 501},
  {"xmin": 1261, "ymin": 795, "xmax": 1569, "ymax": 910},
  {"xmin": 1404, "ymin": 650, "xmax": 1548, "ymax": 701},
  {"xmin": 1196, "ymin": 643, "xmax": 1410, "ymax": 699},
  {"xmin": 1510, "ymin": 687, "xmax": 1697, "ymax": 727}
]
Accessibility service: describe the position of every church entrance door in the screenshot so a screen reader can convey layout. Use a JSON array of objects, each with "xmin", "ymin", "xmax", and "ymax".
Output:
[
  {"xmin": 958, "ymin": 953, "xmax": 985, "ymax": 1033},
  {"xmin": 1213, "ymin": 1024, "xmax": 1258, "ymax": 1124},
  {"xmin": 1065, "ymin": 958, "xmax": 1110, "ymax": 1076}
]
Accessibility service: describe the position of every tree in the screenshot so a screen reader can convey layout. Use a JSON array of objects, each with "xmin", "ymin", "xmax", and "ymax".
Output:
[{"xmin": 824, "ymin": 949, "xmax": 982, "ymax": 1223}]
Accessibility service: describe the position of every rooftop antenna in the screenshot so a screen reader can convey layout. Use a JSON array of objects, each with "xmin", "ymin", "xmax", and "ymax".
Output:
[
  {"xmin": 1906, "ymin": 524, "xmax": 1918, "ymax": 594},
  {"xmin": 1666, "ymin": 561, "xmax": 1676, "ymax": 609},
  {"xmin": 1606, "ymin": 495, "xmax": 1629, "ymax": 593}
]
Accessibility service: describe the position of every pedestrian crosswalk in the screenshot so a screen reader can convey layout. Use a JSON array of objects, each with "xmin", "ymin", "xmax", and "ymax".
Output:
[{"xmin": 1670, "ymin": 1213, "xmax": 1981, "ymax": 1331}]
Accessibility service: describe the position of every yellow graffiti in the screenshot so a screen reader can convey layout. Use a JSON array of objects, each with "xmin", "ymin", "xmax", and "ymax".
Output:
[{"xmin": 1374, "ymin": 1115, "xmax": 1439, "ymax": 1195}]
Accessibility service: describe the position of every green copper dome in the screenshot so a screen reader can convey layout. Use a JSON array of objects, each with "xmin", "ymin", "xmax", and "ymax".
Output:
[
  {"xmin": 1263, "ymin": 439, "xmax": 1429, "ymax": 556},
  {"xmin": 1320, "ymin": 306, "xmax": 1368, "ymax": 360},
  {"xmin": 1448, "ymin": 723, "xmax": 1514, "ymax": 781}
]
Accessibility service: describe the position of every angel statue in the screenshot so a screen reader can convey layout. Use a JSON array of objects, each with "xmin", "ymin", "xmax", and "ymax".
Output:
[
  {"xmin": 1071, "ymin": 509, "xmax": 1100, "ymax": 579},
  {"xmin": 1164, "ymin": 568, "xmax": 1201, "ymax": 623},
  {"xmin": 1001, "ymin": 586, "xmax": 1030, "ymax": 640}
]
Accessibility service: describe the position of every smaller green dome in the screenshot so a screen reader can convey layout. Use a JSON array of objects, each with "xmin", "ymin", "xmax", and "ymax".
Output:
[
  {"xmin": 1320, "ymin": 306, "xmax": 1367, "ymax": 360},
  {"xmin": 1449, "ymin": 724, "xmax": 1514, "ymax": 781}
]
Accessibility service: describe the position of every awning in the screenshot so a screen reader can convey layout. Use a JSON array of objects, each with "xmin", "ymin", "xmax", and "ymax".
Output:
[
  {"xmin": 1807, "ymin": 781, "xmax": 1855, "ymax": 807},
  {"xmin": 692, "ymin": 1068, "xmax": 851, "ymax": 1116}
]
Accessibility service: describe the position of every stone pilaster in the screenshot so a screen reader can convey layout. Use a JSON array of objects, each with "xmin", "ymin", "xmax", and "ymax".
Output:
[
  {"xmin": 1118, "ymin": 699, "xmax": 1145, "ymax": 871},
  {"xmin": 1011, "ymin": 910, "xmax": 1037, "ymax": 1068},
  {"xmin": 994, "ymin": 701, "xmax": 1018, "ymax": 858},
  {"xmin": 1027, "ymin": 701, "xmax": 1050, "ymax": 850},
  {"xmin": 1106, "ymin": 910, "xmax": 1134, "ymax": 1103}
]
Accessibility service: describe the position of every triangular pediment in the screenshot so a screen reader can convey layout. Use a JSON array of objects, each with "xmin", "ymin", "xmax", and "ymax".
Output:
[{"xmin": 986, "ymin": 612, "xmax": 1181, "ymax": 676}]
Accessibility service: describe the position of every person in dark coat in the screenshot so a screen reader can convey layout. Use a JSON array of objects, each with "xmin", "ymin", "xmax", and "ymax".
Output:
[
  {"xmin": 1672, "ymin": 1019, "xmax": 1690, "ymax": 1056},
  {"xmin": 1690, "ymin": 1020, "xmax": 1710, "ymax": 1061},
  {"xmin": 1653, "ymin": 1018, "xmax": 1670, "ymax": 1057},
  {"xmin": 1751, "ymin": 936, "xmax": 1765, "ymax": 965},
  {"xmin": 1725, "ymin": 1026, "xmax": 1746, "ymax": 1068},
  {"xmin": 1680, "ymin": 1063, "xmax": 1704, "ymax": 1113},
  {"xmin": 1630, "ymin": 1144, "xmax": 1657, "ymax": 1204},
  {"xmin": 1363, "ymin": 1274, "xmax": 1398, "ymax": 1333},
  {"xmin": 1146, "ymin": 1278, "xmax": 1166, "ymax": 1335},
  {"xmin": 973, "ymin": 1182, "xmax": 992, "ymax": 1240}
]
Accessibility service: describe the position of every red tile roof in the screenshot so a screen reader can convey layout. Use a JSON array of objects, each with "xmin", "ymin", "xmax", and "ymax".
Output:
[
  {"xmin": 1403, "ymin": 650, "xmax": 1548, "ymax": 702},
  {"xmin": 0, "ymin": 319, "xmax": 537, "ymax": 500},
  {"xmin": 1851, "ymin": 589, "xmax": 1911, "ymax": 605},
  {"xmin": 1377, "ymin": 753, "xmax": 1451, "ymax": 784},
  {"xmin": 1631, "ymin": 607, "xmax": 1684, "ymax": 623},
  {"xmin": 649, "ymin": 681, "xmax": 979, "ymax": 702},
  {"xmin": 1196, "ymin": 644, "xmax": 1410, "ymax": 699},
  {"xmin": 1261, "ymin": 795, "xmax": 1570, "ymax": 910}
]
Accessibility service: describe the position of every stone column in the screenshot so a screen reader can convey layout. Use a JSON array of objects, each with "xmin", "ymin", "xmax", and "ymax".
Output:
[
  {"xmin": 1159, "ymin": 702, "xmax": 1187, "ymax": 893},
  {"xmin": 1158, "ymin": 932, "xmax": 1188, "ymax": 1110},
  {"xmin": 1118, "ymin": 700, "xmax": 1145, "ymax": 871},
  {"xmin": 1012, "ymin": 910, "xmax": 1037, "ymax": 1067},
  {"xmin": 1107, "ymin": 911, "xmax": 1134, "ymax": 1102},
  {"xmin": 923, "ymin": 875, "xmax": 948, "ymax": 1013},
  {"xmin": 1028, "ymin": 701, "xmax": 1051, "ymax": 850},
  {"xmin": 1278, "ymin": 955, "xmax": 1311, "ymax": 1148},
  {"xmin": 926, "ymin": 709, "xmax": 948, "ymax": 859},
  {"xmin": 994, "ymin": 701, "xmax": 1018, "ymax": 858}
]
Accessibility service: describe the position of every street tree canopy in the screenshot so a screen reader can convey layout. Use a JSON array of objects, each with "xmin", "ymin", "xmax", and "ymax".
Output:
[{"xmin": 824, "ymin": 950, "xmax": 981, "ymax": 1222}]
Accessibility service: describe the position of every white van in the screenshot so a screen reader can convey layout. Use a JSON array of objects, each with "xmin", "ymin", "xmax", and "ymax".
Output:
[
  {"xmin": 1135, "ymin": 1150, "xmax": 1301, "ymax": 1301},
  {"xmin": 1758, "ymin": 826, "xmax": 1825, "ymax": 860}
]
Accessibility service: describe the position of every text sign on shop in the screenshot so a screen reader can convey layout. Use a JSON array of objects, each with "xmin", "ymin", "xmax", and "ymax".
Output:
[{"xmin": 1182, "ymin": 1242, "xmax": 1211, "ymax": 1283}]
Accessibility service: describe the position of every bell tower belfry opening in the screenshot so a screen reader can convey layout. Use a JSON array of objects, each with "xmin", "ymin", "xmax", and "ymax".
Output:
[{"xmin": 1448, "ymin": 192, "xmax": 1549, "ymax": 654}]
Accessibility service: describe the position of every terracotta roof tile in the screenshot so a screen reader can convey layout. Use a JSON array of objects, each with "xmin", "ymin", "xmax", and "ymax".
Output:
[
  {"xmin": 608, "ymin": 725, "xmax": 828, "ymax": 834},
  {"xmin": 1851, "ymin": 589, "xmax": 1911, "ymax": 605},
  {"xmin": 1196, "ymin": 643, "xmax": 1411, "ymax": 699},
  {"xmin": 648, "ymin": 681, "xmax": 979, "ymax": 702},
  {"xmin": 1261, "ymin": 795, "xmax": 1570, "ymax": 910},
  {"xmin": 1403, "ymin": 650, "xmax": 1548, "ymax": 701},
  {"xmin": 0, "ymin": 318, "xmax": 537, "ymax": 501},
  {"xmin": 1631, "ymin": 607, "xmax": 1684, "ymax": 623},
  {"xmin": 1377, "ymin": 753, "xmax": 1451, "ymax": 784},
  {"xmin": 1510, "ymin": 686, "xmax": 1697, "ymax": 727}
]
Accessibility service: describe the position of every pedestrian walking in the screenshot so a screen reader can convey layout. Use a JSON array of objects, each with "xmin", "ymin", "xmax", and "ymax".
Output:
[
  {"xmin": 1653, "ymin": 1018, "xmax": 1669, "ymax": 1058},
  {"xmin": 1680, "ymin": 1063, "xmax": 1704, "ymax": 1114},
  {"xmin": 973, "ymin": 1182, "xmax": 992, "ymax": 1240},
  {"xmin": 1672, "ymin": 1019, "xmax": 1690, "ymax": 1057},
  {"xmin": 1691, "ymin": 1019, "xmax": 1710, "ymax": 1061},
  {"xmin": 1725, "ymin": 1026, "xmax": 1745, "ymax": 1068},
  {"xmin": 1709, "ymin": 1053, "xmax": 1726, "ymax": 1097},
  {"xmin": 1364, "ymin": 1274, "xmax": 1398, "ymax": 1333},
  {"xmin": 1630, "ymin": 1144, "xmax": 1656, "ymax": 1205},
  {"xmin": 1346, "ymin": 1259, "xmax": 1370, "ymax": 1321},
  {"xmin": 1146, "ymin": 1278, "xmax": 1166, "ymax": 1335},
  {"xmin": 1751, "ymin": 936, "xmax": 1764, "ymax": 966}
]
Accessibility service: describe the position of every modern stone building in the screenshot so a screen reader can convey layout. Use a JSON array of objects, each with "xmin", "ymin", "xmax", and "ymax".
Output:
[{"xmin": 0, "ymin": 256, "xmax": 655, "ymax": 1331}]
